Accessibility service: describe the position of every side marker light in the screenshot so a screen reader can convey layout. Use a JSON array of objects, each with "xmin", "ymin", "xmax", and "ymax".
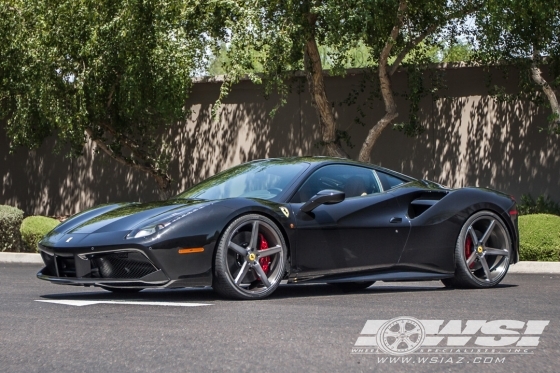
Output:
[{"xmin": 178, "ymin": 248, "xmax": 205, "ymax": 254}]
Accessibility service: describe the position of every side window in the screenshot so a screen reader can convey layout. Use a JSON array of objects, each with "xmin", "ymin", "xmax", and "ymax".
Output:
[
  {"xmin": 375, "ymin": 170, "xmax": 407, "ymax": 190},
  {"xmin": 291, "ymin": 165, "xmax": 382, "ymax": 203}
]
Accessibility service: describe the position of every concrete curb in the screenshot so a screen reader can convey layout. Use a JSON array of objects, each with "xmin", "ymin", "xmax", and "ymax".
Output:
[
  {"xmin": 0, "ymin": 252, "xmax": 43, "ymax": 264},
  {"xmin": 1, "ymin": 252, "xmax": 559, "ymax": 273},
  {"xmin": 508, "ymin": 261, "xmax": 560, "ymax": 274}
]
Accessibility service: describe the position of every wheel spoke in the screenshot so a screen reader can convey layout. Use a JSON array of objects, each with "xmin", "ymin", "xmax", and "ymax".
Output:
[
  {"xmin": 250, "ymin": 221, "xmax": 259, "ymax": 249},
  {"xmin": 485, "ymin": 247, "xmax": 509, "ymax": 257},
  {"xmin": 229, "ymin": 242, "xmax": 247, "ymax": 256},
  {"xmin": 480, "ymin": 220, "xmax": 496, "ymax": 244},
  {"xmin": 405, "ymin": 326, "xmax": 421, "ymax": 337},
  {"xmin": 398, "ymin": 320, "xmax": 407, "ymax": 333},
  {"xmin": 480, "ymin": 256, "xmax": 492, "ymax": 281},
  {"xmin": 385, "ymin": 330, "xmax": 401, "ymax": 338},
  {"xmin": 234, "ymin": 261, "xmax": 249, "ymax": 284},
  {"xmin": 467, "ymin": 226, "xmax": 479, "ymax": 244},
  {"xmin": 257, "ymin": 245, "xmax": 282, "ymax": 258},
  {"xmin": 253, "ymin": 262, "xmax": 271, "ymax": 287},
  {"xmin": 389, "ymin": 338, "xmax": 403, "ymax": 349},
  {"xmin": 466, "ymin": 251, "xmax": 477, "ymax": 266},
  {"xmin": 402, "ymin": 337, "xmax": 414, "ymax": 348}
]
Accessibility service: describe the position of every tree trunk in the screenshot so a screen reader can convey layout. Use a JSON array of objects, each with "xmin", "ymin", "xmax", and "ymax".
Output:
[
  {"xmin": 358, "ymin": 0, "xmax": 406, "ymax": 163},
  {"xmin": 304, "ymin": 15, "xmax": 348, "ymax": 158},
  {"xmin": 530, "ymin": 60, "xmax": 560, "ymax": 130},
  {"xmin": 85, "ymin": 128, "xmax": 172, "ymax": 198}
]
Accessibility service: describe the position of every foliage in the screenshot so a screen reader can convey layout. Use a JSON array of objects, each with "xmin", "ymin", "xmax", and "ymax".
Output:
[
  {"xmin": 441, "ymin": 41, "xmax": 474, "ymax": 63},
  {"xmin": 207, "ymin": 42, "xmax": 373, "ymax": 76},
  {"xmin": 474, "ymin": 0, "xmax": 560, "ymax": 132},
  {"xmin": 211, "ymin": 2, "xmax": 317, "ymax": 111},
  {"xmin": 518, "ymin": 194, "xmax": 560, "ymax": 216},
  {"xmin": 2, "ymin": 0, "xmax": 209, "ymax": 193},
  {"xmin": 0, "ymin": 2, "xmax": 23, "ymax": 118},
  {"xmin": 20, "ymin": 216, "xmax": 59, "ymax": 253},
  {"xmin": 0, "ymin": 205, "xmax": 24, "ymax": 252},
  {"xmin": 209, "ymin": 0, "xmax": 482, "ymax": 161},
  {"xmin": 519, "ymin": 214, "xmax": 560, "ymax": 261},
  {"xmin": 323, "ymin": 0, "xmax": 480, "ymax": 162}
]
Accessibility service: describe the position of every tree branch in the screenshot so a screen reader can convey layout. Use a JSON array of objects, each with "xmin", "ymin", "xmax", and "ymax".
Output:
[
  {"xmin": 85, "ymin": 128, "xmax": 171, "ymax": 191},
  {"xmin": 389, "ymin": 3, "xmax": 481, "ymax": 76},
  {"xmin": 96, "ymin": 121, "xmax": 156, "ymax": 168},
  {"xmin": 358, "ymin": 0, "xmax": 407, "ymax": 163},
  {"xmin": 304, "ymin": 12, "xmax": 349, "ymax": 158},
  {"xmin": 531, "ymin": 52, "xmax": 560, "ymax": 129}
]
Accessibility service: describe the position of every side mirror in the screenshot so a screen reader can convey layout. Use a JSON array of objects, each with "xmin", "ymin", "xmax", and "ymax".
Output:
[{"xmin": 301, "ymin": 189, "xmax": 345, "ymax": 213}]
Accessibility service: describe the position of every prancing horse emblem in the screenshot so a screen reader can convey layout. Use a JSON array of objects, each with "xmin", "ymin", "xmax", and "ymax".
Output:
[{"xmin": 280, "ymin": 207, "xmax": 290, "ymax": 218}]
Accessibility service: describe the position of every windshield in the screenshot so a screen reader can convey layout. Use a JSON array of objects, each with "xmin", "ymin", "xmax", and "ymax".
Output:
[{"xmin": 176, "ymin": 160, "xmax": 309, "ymax": 201}]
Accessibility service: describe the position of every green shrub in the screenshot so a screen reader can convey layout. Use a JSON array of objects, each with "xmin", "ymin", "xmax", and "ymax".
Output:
[
  {"xmin": 0, "ymin": 205, "xmax": 24, "ymax": 252},
  {"xmin": 518, "ymin": 214, "xmax": 560, "ymax": 261},
  {"xmin": 518, "ymin": 194, "xmax": 560, "ymax": 216},
  {"xmin": 20, "ymin": 216, "xmax": 59, "ymax": 253}
]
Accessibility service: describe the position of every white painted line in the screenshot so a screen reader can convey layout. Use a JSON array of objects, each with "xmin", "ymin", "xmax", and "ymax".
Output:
[{"xmin": 35, "ymin": 300, "xmax": 212, "ymax": 307}]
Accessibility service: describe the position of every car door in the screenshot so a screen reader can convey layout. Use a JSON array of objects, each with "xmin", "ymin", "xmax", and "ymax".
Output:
[{"xmin": 289, "ymin": 164, "xmax": 410, "ymax": 276}]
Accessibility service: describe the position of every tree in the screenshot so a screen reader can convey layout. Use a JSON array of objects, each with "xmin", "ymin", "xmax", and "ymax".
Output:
[
  {"xmin": 321, "ymin": 0, "xmax": 482, "ymax": 162},
  {"xmin": 474, "ymin": 0, "xmax": 560, "ymax": 132},
  {"xmin": 211, "ymin": 0, "xmax": 364, "ymax": 158},
  {"xmin": 211, "ymin": 1, "xmax": 482, "ymax": 162},
  {"xmin": 2, "ymin": 0, "xmax": 207, "ymax": 195}
]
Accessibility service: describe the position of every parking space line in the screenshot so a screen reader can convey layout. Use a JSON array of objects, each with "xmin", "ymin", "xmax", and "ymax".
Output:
[{"xmin": 35, "ymin": 300, "xmax": 212, "ymax": 307}]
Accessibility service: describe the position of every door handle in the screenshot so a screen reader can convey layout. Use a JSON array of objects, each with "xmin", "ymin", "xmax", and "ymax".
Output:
[{"xmin": 390, "ymin": 217, "xmax": 402, "ymax": 223}]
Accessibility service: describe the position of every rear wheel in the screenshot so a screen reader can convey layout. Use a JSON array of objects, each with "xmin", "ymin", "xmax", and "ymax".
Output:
[
  {"xmin": 212, "ymin": 214, "xmax": 287, "ymax": 300},
  {"xmin": 445, "ymin": 211, "xmax": 512, "ymax": 288}
]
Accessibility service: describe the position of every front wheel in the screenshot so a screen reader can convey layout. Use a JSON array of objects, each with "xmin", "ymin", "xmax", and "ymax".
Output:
[
  {"xmin": 446, "ymin": 210, "xmax": 512, "ymax": 288},
  {"xmin": 212, "ymin": 214, "xmax": 287, "ymax": 300}
]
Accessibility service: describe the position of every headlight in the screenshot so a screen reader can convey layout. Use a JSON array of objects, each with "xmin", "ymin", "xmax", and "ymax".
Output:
[
  {"xmin": 126, "ymin": 222, "xmax": 170, "ymax": 239},
  {"xmin": 125, "ymin": 203, "xmax": 212, "ymax": 240}
]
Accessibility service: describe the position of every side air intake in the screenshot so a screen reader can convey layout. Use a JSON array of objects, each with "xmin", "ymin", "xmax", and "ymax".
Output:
[{"xmin": 408, "ymin": 192, "xmax": 448, "ymax": 218}]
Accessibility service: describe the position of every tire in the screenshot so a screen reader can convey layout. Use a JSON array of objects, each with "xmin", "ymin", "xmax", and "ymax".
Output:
[
  {"xmin": 100, "ymin": 287, "xmax": 143, "ymax": 293},
  {"xmin": 212, "ymin": 214, "xmax": 287, "ymax": 300},
  {"xmin": 449, "ymin": 210, "xmax": 512, "ymax": 288},
  {"xmin": 328, "ymin": 281, "xmax": 375, "ymax": 292}
]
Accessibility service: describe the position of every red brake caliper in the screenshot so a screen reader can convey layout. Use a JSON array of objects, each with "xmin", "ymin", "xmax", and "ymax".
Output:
[
  {"xmin": 258, "ymin": 233, "xmax": 271, "ymax": 275},
  {"xmin": 465, "ymin": 234, "xmax": 474, "ymax": 268}
]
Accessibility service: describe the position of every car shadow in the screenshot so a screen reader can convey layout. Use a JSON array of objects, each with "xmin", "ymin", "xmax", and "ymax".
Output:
[
  {"xmin": 267, "ymin": 282, "xmax": 517, "ymax": 300},
  {"xmin": 38, "ymin": 280, "xmax": 516, "ymax": 303}
]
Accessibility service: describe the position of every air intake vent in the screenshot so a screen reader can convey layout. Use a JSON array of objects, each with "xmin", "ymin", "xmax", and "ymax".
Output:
[
  {"xmin": 91, "ymin": 252, "xmax": 157, "ymax": 279},
  {"xmin": 408, "ymin": 192, "xmax": 448, "ymax": 218}
]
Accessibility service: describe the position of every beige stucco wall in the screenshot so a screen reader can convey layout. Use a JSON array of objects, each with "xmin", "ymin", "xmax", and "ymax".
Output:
[{"xmin": 1, "ymin": 66, "xmax": 558, "ymax": 216}]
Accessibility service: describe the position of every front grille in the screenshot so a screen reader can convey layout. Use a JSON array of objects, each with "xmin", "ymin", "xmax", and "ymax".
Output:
[
  {"xmin": 57, "ymin": 256, "xmax": 76, "ymax": 277},
  {"xmin": 40, "ymin": 251, "xmax": 56, "ymax": 276},
  {"xmin": 91, "ymin": 253, "xmax": 157, "ymax": 279},
  {"xmin": 40, "ymin": 249, "xmax": 158, "ymax": 279}
]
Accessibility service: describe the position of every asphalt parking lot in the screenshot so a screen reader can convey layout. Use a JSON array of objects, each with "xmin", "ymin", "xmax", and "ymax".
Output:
[{"xmin": 0, "ymin": 263, "xmax": 558, "ymax": 373}]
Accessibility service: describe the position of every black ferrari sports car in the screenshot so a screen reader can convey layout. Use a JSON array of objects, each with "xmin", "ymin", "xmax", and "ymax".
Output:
[{"xmin": 37, "ymin": 157, "xmax": 518, "ymax": 299}]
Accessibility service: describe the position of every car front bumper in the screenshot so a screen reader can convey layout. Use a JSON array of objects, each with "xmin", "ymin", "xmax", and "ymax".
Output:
[{"xmin": 36, "ymin": 247, "xmax": 171, "ymax": 288}]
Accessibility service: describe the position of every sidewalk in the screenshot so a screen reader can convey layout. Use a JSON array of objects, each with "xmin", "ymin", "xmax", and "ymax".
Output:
[{"xmin": 1, "ymin": 252, "xmax": 559, "ymax": 273}]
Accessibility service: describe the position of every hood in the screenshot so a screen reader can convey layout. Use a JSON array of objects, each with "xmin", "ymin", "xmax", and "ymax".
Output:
[{"xmin": 55, "ymin": 199, "xmax": 212, "ymax": 235}]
